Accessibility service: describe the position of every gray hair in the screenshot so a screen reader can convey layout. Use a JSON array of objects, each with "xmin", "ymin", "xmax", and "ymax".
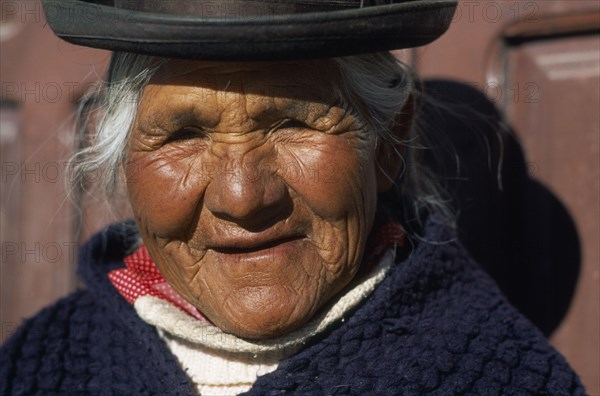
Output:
[{"xmin": 72, "ymin": 51, "xmax": 454, "ymax": 233}]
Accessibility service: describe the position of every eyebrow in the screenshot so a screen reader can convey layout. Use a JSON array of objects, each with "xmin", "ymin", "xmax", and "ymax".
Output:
[{"xmin": 137, "ymin": 81, "xmax": 344, "ymax": 131}]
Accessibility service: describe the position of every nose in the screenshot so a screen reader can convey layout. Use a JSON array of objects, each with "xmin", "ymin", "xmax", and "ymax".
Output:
[{"xmin": 203, "ymin": 149, "xmax": 291, "ymax": 230}]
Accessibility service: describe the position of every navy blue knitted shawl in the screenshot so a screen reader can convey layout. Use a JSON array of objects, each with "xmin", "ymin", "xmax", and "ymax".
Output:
[{"xmin": 1, "ymin": 217, "xmax": 585, "ymax": 395}]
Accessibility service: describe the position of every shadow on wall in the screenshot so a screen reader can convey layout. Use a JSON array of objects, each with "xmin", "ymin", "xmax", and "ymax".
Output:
[{"xmin": 418, "ymin": 79, "xmax": 580, "ymax": 336}]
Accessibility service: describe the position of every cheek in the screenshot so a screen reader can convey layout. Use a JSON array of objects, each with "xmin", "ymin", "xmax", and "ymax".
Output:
[
  {"xmin": 280, "ymin": 135, "xmax": 378, "ymax": 220},
  {"xmin": 125, "ymin": 150, "xmax": 207, "ymax": 237},
  {"xmin": 278, "ymin": 135, "xmax": 378, "ymax": 289}
]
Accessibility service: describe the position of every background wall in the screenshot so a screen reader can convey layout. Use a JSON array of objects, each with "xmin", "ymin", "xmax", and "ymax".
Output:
[{"xmin": 1, "ymin": 1, "xmax": 598, "ymax": 393}]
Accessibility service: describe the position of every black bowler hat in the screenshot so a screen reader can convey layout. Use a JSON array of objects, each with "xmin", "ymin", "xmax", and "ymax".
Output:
[{"xmin": 41, "ymin": 0, "xmax": 457, "ymax": 60}]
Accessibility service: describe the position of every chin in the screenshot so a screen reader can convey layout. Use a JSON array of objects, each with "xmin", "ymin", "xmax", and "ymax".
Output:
[{"xmin": 214, "ymin": 285, "xmax": 314, "ymax": 340}]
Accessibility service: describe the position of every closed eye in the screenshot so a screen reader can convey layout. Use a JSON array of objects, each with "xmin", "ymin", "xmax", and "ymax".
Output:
[
  {"xmin": 165, "ymin": 126, "xmax": 207, "ymax": 143},
  {"xmin": 272, "ymin": 118, "xmax": 309, "ymax": 132}
]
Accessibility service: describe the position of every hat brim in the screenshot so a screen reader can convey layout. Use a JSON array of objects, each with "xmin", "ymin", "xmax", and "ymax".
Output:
[{"xmin": 42, "ymin": 0, "xmax": 457, "ymax": 60}]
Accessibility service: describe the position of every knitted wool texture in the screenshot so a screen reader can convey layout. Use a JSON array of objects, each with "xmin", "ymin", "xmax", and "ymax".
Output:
[{"xmin": 0, "ymin": 217, "xmax": 585, "ymax": 395}]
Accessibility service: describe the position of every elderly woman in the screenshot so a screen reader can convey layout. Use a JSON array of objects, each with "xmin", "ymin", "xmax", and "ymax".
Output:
[{"xmin": 1, "ymin": 0, "xmax": 585, "ymax": 395}]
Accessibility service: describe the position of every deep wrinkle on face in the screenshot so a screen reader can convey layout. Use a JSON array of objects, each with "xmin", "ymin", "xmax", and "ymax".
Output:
[{"xmin": 125, "ymin": 59, "xmax": 394, "ymax": 339}]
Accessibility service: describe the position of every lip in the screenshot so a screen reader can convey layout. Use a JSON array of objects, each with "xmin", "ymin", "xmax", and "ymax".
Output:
[
  {"xmin": 209, "ymin": 236, "xmax": 306, "ymax": 269},
  {"xmin": 210, "ymin": 235, "xmax": 304, "ymax": 254}
]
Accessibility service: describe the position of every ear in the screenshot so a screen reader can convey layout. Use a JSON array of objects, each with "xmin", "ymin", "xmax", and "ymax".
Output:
[{"xmin": 375, "ymin": 94, "xmax": 415, "ymax": 193}]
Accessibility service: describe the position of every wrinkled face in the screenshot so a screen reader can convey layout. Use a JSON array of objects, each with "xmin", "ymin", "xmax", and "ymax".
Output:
[{"xmin": 125, "ymin": 59, "xmax": 397, "ymax": 339}]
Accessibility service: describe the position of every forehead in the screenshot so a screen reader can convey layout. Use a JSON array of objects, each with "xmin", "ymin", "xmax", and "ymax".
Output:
[
  {"xmin": 139, "ymin": 59, "xmax": 345, "ymax": 127},
  {"xmin": 148, "ymin": 59, "xmax": 340, "ymax": 102}
]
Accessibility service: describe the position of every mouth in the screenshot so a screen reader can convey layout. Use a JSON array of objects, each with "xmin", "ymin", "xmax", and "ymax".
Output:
[{"xmin": 209, "ymin": 235, "xmax": 304, "ymax": 255}]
